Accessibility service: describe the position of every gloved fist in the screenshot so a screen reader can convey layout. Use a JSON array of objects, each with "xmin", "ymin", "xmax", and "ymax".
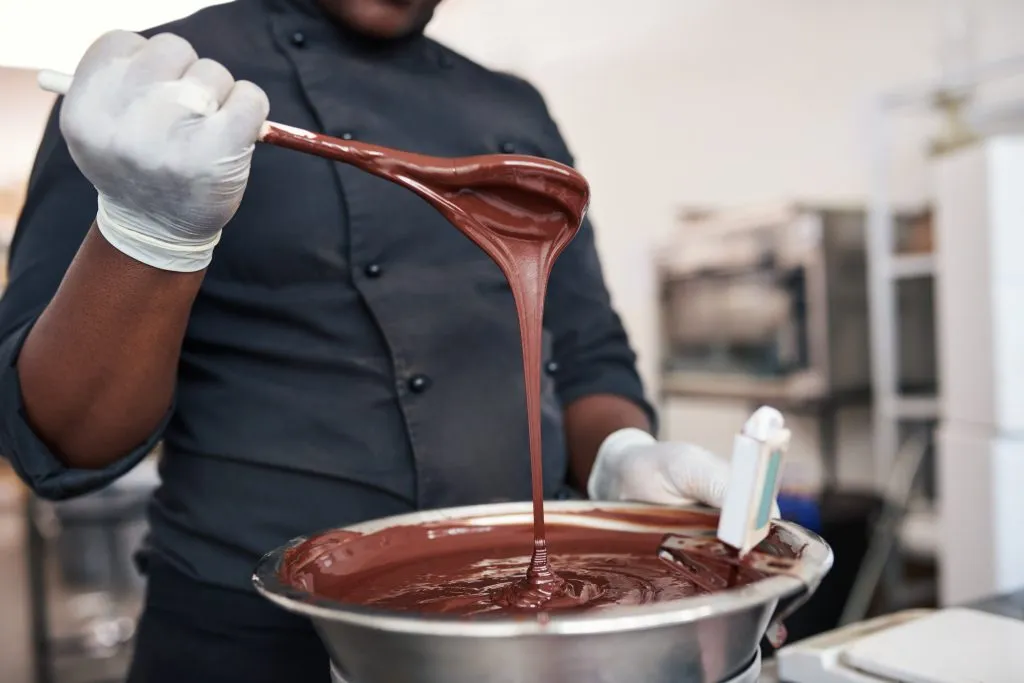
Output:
[
  {"xmin": 60, "ymin": 30, "xmax": 270, "ymax": 272},
  {"xmin": 587, "ymin": 428, "xmax": 780, "ymax": 516}
]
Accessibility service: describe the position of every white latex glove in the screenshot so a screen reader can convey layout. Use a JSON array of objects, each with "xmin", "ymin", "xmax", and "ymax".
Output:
[
  {"xmin": 60, "ymin": 31, "xmax": 269, "ymax": 272},
  {"xmin": 587, "ymin": 428, "xmax": 781, "ymax": 517}
]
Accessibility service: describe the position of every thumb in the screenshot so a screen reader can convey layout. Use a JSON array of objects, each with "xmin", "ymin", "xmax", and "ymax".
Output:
[
  {"xmin": 663, "ymin": 444, "xmax": 732, "ymax": 508},
  {"xmin": 664, "ymin": 445, "xmax": 784, "ymax": 518}
]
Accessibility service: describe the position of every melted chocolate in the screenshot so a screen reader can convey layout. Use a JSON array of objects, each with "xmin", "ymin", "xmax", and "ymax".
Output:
[
  {"xmin": 262, "ymin": 123, "xmax": 789, "ymax": 614},
  {"xmin": 281, "ymin": 518, "xmax": 797, "ymax": 616}
]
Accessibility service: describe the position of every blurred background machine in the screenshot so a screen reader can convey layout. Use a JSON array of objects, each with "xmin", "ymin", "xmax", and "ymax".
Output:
[
  {"xmin": 657, "ymin": 203, "xmax": 939, "ymax": 641},
  {"xmin": 657, "ymin": 203, "xmax": 936, "ymax": 483}
]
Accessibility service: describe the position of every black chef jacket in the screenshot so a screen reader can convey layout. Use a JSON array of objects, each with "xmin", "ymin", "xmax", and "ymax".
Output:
[{"xmin": 0, "ymin": 0, "xmax": 652, "ymax": 593}]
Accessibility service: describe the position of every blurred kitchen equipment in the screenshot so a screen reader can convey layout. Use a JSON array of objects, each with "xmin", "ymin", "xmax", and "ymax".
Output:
[
  {"xmin": 894, "ymin": 209, "xmax": 933, "ymax": 255},
  {"xmin": 52, "ymin": 458, "xmax": 158, "ymax": 593},
  {"xmin": 26, "ymin": 456, "xmax": 160, "ymax": 683},
  {"xmin": 840, "ymin": 427, "xmax": 932, "ymax": 626},
  {"xmin": 658, "ymin": 203, "xmax": 936, "ymax": 405},
  {"xmin": 254, "ymin": 500, "xmax": 832, "ymax": 683},
  {"xmin": 774, "ymin": 490, "xmax": 883, "ymax": 647}
]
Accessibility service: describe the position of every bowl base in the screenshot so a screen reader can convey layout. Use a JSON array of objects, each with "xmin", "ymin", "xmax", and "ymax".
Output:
[{"xmin": 329, "ymin": 649, "xmax": 763, "ymax": 683}]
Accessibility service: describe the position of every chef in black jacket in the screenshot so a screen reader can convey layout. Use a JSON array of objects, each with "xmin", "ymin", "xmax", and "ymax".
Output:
[{"xmin": 0, "ymin": 1, "xmax": 742, "ymax": 681}]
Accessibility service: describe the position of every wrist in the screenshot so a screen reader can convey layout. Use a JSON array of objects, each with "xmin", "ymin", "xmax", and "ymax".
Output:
[
  {"xmin": 96, "ymin": 195, "xmax": 221, "ymax": 273},
  {"xmin": 586, "ymin": 427, "xmax": 657, "ymax": 500}
]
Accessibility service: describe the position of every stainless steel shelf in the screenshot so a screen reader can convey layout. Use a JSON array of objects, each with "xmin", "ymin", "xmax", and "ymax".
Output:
[
  {"xmin": 891, "ymin": 396, "xmax": 940, "ymax": 421},
  {"xmin": 659, "ymin": 370, "xmax": 829, "ymax": 405},
  {"xmin": 900, "ymin": 504, "xmax": 938, "ymax": 559}
]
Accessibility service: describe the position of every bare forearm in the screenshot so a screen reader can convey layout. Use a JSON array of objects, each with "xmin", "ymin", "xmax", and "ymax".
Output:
[
  {"xmin": 564, "ymin": 394, "xmax": 652, "ymax": 492},
  {"xmin": 18, "ymin": 226, "xmax": 204, "ymax": 468}
]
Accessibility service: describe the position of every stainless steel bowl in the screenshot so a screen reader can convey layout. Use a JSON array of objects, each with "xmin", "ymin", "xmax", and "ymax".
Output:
[{"xmin": 253, "ymin": 501, "xmax": 832, "ymax": 683}]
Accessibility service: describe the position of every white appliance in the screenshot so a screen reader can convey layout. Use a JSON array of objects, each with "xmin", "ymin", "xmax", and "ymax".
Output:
[
  {"xmin": 932, "ymin": 135, "xmax": 1024, "ymax": 604},
  {"xmin": 777, "ymin": 607, "xmax": 1024, "ymax": 682}
]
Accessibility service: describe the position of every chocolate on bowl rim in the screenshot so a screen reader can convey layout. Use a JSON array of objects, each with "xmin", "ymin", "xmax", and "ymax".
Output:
[{"xmin": 252, "ymin": 500, "xmax": 831, "ymax": 638}]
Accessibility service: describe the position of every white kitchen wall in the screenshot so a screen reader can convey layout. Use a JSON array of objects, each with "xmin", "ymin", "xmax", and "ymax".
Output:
[
  {"xmin": 0, "ymin": 0, "xmax": 224, "ymax": 72},
  {"xmin": 0, "ymin": 69, "xmax": 54, "ymax": 254},
  {"xmin": 0, "ymin": 69, "xmax": 55, "ymax": 188}
]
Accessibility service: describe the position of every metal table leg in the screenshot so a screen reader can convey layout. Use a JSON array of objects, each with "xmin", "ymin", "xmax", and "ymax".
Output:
[
  {"xmin": 26, "ymin": 495, "xmax": 54, "ymax": 683},
  {"xmin": 818, "ymin": 401, "xmax": 839, "ymax": 489}
]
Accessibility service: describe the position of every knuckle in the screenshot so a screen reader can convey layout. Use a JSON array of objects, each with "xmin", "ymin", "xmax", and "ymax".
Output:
[
  {"xmin": 147, "ymin": 32, "xmax": 198, "ymax": 63},
  {"xmin": 95, "ymin": 29, "xmax": 136, "ymax": 49},
  {"xmin": 236, "ymin": 80, "xmax": 268, "ymax": 103},
  {"xmin": 194, "ymin": 58, "xmax": 234, "ymax": 82},
  {"xmin": 234, "ymin": 81, "xmax": 271, "ymax": 118},
  {"xmin": 165, "ymin": 80, "xmax": 219, "ymax": 117},
  {"xmin": 78, "ymin": 30, "xmax": 143, "ymax": 76}
]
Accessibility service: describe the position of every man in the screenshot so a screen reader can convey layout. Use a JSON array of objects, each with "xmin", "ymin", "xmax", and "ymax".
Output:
[{"xmin": 0, "ymin": 1, "xmax": 737, "ymax": 681}]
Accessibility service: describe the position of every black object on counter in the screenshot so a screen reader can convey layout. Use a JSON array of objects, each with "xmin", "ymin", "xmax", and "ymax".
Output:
[
  {"xmin": 53, "ymin": 487, "xmax": 151, "ymax": 592},
  {"xmin": 763, "ymin": 489, "xmax": 883, "ymax": 656}
]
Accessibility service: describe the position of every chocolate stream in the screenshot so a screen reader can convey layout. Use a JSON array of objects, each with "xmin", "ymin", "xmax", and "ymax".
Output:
[{"xmin": 262, "ymin": 120, "xmax": 587, "ymax": 605}]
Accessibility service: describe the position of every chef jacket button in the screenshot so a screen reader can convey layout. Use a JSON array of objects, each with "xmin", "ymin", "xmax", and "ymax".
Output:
[
  {"xmin": 545, "ymin": 360, "xmax": 559, "ymax": 375},
  {"xmin": 341, "ymin": 132, "xmax": 354, "ymax": 141},
  {"xmin": 364, "ymin": 263, "xmax": 382, "ymax": 278},
  {"xmin": 500, "ymin": 141, "xmax": 517, "ymax": 154},
  {"xmin": 408, "ymin": 374, "xmax": 431, "ymax": 394},
  {"xmin": 291, "ymin": 31, "xmax": 306, "ymax": 47}
]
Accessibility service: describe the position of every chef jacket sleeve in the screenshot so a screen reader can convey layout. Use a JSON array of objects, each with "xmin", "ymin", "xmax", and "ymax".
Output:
[
  {"xmin": 510, "ymin": 80, "xmax": 658, "ymax": 431},
  {"xmin": 0, "ymin": 101, "xmax": 169, "ymax": 501}
]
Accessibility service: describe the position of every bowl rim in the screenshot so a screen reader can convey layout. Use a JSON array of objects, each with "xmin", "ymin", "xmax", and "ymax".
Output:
[{"xmin": 251, "ymin": 500, "xmax": 833, "ymax": 637}]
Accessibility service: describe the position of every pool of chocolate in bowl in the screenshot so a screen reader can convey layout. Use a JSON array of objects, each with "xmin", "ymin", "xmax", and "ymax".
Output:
[{"xmin": 280, "ymin": 516, "xmax": 800, "ymax": 617}]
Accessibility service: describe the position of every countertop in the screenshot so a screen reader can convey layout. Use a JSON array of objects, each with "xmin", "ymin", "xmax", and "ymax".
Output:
[{"xmin": 761, "ymin": 587, "xmax": 1024, "ymax": 682}]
